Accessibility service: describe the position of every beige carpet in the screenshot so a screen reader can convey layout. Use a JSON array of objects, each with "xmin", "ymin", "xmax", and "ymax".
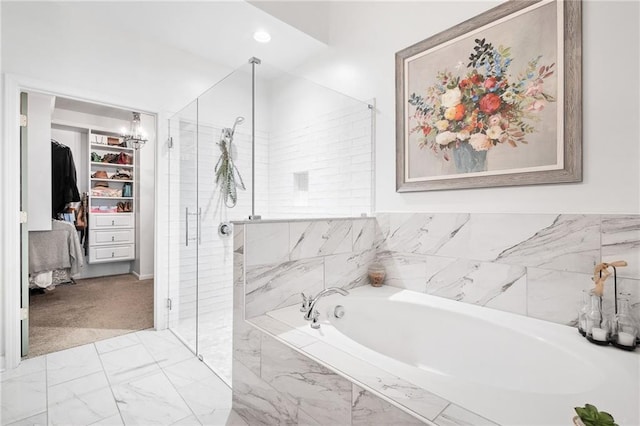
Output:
[{"xmin": 28, "ymin": 273, "xmax": 153, "ymax": 358}]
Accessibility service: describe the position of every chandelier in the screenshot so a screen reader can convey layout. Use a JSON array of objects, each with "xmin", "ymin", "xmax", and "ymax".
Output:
[{"xmin": 123, "ymin": 112, "xmax": 147, "ymax": 150}]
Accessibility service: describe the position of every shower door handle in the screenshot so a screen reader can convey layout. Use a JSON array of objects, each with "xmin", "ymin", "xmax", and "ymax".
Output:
[
  {"xmin": 198, "ymin": 208, "xmax": 202, "ymax": 245},
  {"xmin": 185, "ymin": 207, "xmax": 189, "ymax": 247}
]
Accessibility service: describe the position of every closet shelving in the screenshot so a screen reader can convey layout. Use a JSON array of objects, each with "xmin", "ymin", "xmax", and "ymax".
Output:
[{"xmin": 87, "ymin": 129, "xmax": 136, "ymax": 263}]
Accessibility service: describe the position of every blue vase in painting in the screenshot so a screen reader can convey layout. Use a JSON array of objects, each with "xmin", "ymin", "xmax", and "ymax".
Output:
[{"xmin": 452, "ymin": 142, "xmax": 487, "ymax": 173}]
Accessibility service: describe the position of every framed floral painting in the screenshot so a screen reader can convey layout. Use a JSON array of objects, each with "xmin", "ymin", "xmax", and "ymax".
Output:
[{"xmin": 395, "ymin": 0, "xmax": 582, "ymax": 191}]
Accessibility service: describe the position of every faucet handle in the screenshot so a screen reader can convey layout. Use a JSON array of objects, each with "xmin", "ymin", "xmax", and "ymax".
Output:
[
  {"xmin": 310, "ymin": 310, "xmax": 321, "ymax": 329},
  {"xmin": 300, "ymin": 292, "xmax": 312, "ymax": 312}
]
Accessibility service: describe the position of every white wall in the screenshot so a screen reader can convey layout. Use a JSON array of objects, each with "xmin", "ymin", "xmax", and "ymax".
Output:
[
  {"xmin": 26, "ymin": 92, "xmax": 55, "ymax": 231},
  {"xmin": 135, "ymin": 114, "xmax": 156, "ymax": 279},
  {"xmin": 289, "ymin": 0, "xmax": 640, "ymax": 214},
  {"xmin": 0, "ymin": 1, "xmax": 232, "ymax": 115}
]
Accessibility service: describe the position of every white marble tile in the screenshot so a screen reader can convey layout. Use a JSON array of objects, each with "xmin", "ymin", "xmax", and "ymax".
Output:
[
  {"xmin": 245, "ymin": 223, "xmax": 289, "ymax": 267},
  {"xmin": 111, "ymin": 370, "xmax": 193, "ymax": 425},
  {"xmin": 325, "ymin": 249, "xmax": 376, "ymax": 290},
  {"xmin": 353, "ymin": 218, "xmax": 377, "ymax": 252},
  {"xmin": 484, "ymin": 275, "xmax": 527, "ymax": 316},
  {"xmin": 137, "ymin": 329, "xmax": 195, "ymax": 368},
  {"xmin": 232, "ymin": 318, "xmax": 262, "ymax": 376},
  {"xmin": 94, "ymin": 332, "xmax": 141, "ymax": 354},
  {"xmin": 381, "ymin": 213, "xmax": 471, "ymax": 255},
  {"xmin": 171, "ymin": 415, "xmax": 202, "ymax": 425},
  {"xmin": 90, "ymin": 414, "xmax": 124, "ymax": 426},
  {"xmin": 0, "ymin": 356, "xmax": 45, "ymax": 383},
  {"xmin": 46, "ymin": 344, "xmax": 103, "ymax": 387},
  {"xmin": 176, "ymin": 375, "xmax": 232, "ymax": 419},
  {"xmin": 197, "ymin": 408, "xmax": 248, "ymax": 426},
  {"xmin": 303, "ymin": 341, "xmax": 449, "ymax": 421},
  {"xmin": 5, "ymin": 411, "xmax": 47, "ymax": 426},
  {"xmin": 352, "ymin": 385, "xmax": 426, "ymax": 425},
  {"xmin": 297, "ymin": 408, "xmax": 322, "ymax": 426},
  {"xmin": 47, "ymin": 371, "xmax": 110, "ymax": 405},
  {"xmin": 99, "ymin": 343, "xmax": 159, "ymax": 385},
  {"xmin": 290, "ymin": 220, "xmax": 353, "ymax": 260},
  {"xmin": 245, "ymin": 257, "xmax": 324, "ymax": 318},
  {"xmin": 425, "ymin": 258, "xmax": 526, "ymax": 313},
  {"xmin": 233, "ymin": 225, "xmax": 245, "ymax": 287},
  {"xmin": 249, "ymin": 315, "xmax": 317, "ymax": 348},
  {"xmin": 495, "ymin": 214, "xmax": 601, "ymax": 273},
  {"xmin": 376, "ymin": 251, "xmax": 427, "ymax": 291},
  {"xmin": 260, "ymin": 334, "xmax": 352, "ymax": 426},
  {"xmin": 233, "ymin": 224, "xmax": 245, "ymax": 255},
  {"xmin": 436, "ymin": 213, "xmax": 556, "ymax": 262},
  {"xmin": 0, "ymin": 371, "xmax": 47, "ymax": 424},
  {"xmin": 48, "ymin": 386, "xmax": 118, "ymax": 426},
  {"xmin": 232, "ymin": 359, "xmax": 297, "ymax": 425},
  {"xmin": 163, "ymin": 357, "xmax": 219, "ymax": 388},
  {"xmin": 602, "ymin": 215, "xmax": 640, "ymax": 279},
  {"xmin": 527, "ymin": 268, "xmax": 593, "ymax": 325},
  {"xmin": 434, "ymin": 404, "xmax": 498, "ymax": 426}
]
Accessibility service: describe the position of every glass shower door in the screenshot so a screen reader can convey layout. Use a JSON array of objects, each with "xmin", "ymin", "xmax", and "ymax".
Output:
[
  {"xmin": 195, "ymin": 66, "xmax": 252, "ymax": 383},
  {"xmin": 168, "ymin": 100, "xmax": 199, "ymax": 353}
]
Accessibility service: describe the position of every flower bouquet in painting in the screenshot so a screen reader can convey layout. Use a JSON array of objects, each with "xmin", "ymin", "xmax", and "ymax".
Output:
[{"xmin": 408, "ymin": 38, "xmax": 556, "ymax": 174}]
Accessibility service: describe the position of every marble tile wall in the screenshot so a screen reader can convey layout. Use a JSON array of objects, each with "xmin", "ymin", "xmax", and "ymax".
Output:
[
  {"xmin": 242, "ymin": 218, "xmax": 377, "ymax": 319},
  {"xmin": 376, "ymin": 213, "xmax": 640, "ymax": 326},
  {"xmin": 232, "ymin": 225, "xmax": 428, "ymax": 425}
]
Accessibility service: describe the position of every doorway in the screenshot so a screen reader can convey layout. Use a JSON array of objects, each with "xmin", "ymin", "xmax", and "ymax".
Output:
[{"xmin": 19, "ymin": 91, "xmax": 157, "ymax": 358}]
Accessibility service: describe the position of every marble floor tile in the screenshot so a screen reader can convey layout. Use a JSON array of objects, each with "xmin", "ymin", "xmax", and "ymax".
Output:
[
  {"xmin": 48, "ymin": 386, "xmax": 119, "ymax": 426},
  {"xmin": 94, "ymin": 332, "xmax": 142, "ymax": 354},
  {"xmin": 0, "ymin": 371, "xmax": 47, "ymax": 425},
  {"xmin": 5, "ymin": 411, "xmax": 47, "ymax": 426},
  {"xmin": 137, "ymin": 329, "xmax": 195, "ymax": 368},
  {"xmin": 99, "ymin": 343, "xmax": 159, "ymax": 385},
  {"xmin": 47, "ymin": 371, "xmax": 110, "ymax": 404},
  {"xmin": 90, "ymin": 414, "xmax": 125, "ymax": 426},
  {"xmin": 176, "ymin": 375, "xmax": 233, "ymax": 418},
  {"xmin": 0, "ymin": 356, "xmax": 45, "ymax": 383},
  {"xmin": 111, "ymin": 370, "xmax": 193, "ymax": 425},
  {"xmin": 163, "ymin": 357, "xmax": 220, "ymax": 388},
  {"xmin": 197, "ymin": 408, "xmax": 249, "ymax": 426},
  {"xmin": 171, "ymin": 414, "xmax": 203, "ymax": 425},
  {"xmin": 46, "ymin": 343, "xmax": 103, "ymax": 387}
]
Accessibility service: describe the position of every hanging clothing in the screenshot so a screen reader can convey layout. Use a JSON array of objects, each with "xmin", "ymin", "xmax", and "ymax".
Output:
[{"xmin": 51, "ymin": 140, "xmax": 80, "ymax": 218}]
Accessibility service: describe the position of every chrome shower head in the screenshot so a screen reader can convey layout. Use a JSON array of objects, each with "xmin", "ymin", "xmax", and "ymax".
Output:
[{"xmin": 231, "ymin": 116, "xmax": 245, "ymax": 134}]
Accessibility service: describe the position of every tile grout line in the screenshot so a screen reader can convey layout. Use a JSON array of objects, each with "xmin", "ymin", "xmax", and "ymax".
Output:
[
  {"xmin": 158, "ymin": 360, "xmax": 201, "ymax": 425},
  {"xmin": 94, "ymin": 342, "xmax": 127, "ymax": 426}
]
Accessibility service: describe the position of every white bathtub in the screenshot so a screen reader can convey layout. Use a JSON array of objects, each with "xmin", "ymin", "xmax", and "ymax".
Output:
[{"xmin": 266, "ymin": 285, "xmax": 639, "ymax": 425}]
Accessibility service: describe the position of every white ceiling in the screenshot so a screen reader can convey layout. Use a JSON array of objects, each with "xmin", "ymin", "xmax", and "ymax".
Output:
[{"xmin": 52, "ymin": 1, "xmax": 328, "ymax": 73}]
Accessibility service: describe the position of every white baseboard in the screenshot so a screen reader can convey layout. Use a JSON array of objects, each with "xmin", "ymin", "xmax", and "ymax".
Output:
[{"xmin": 132, "ymin": 271, "xmax": 154, "ymax": 280}]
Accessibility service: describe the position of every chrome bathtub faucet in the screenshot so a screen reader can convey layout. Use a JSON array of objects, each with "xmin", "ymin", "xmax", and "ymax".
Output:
[{"xmin": 301, "ymin": 288, "xmax": 349, "ymax": 329}]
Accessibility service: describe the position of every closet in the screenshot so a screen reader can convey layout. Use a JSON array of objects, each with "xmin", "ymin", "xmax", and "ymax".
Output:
[
  {"xmin": 33, "ymin": 96, "xmax": 148, "ymax": 278},
  {"xmin": 23, "ymin": 91, "xmax": 155, "ymax": 357}
]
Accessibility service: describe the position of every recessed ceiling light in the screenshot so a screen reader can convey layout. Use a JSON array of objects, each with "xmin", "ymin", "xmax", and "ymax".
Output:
[{"xmin": 253, "ymin": 30, "xmax": 271, "ymax": 43}]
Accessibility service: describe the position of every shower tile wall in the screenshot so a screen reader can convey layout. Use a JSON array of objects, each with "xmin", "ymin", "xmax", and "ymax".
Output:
[
  {"xmin": 267, "ymin": 103, "xmax": 372, "ymax": 218},
  {"xmin": 375, "ymin": 213, "xmax": 640, "ymax": 326}
]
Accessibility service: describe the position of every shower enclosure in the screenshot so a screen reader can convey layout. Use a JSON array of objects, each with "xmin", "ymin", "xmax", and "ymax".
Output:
[{"xmin": 167, "ymin": 60, "xmax": 373, "ymax": 383}]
